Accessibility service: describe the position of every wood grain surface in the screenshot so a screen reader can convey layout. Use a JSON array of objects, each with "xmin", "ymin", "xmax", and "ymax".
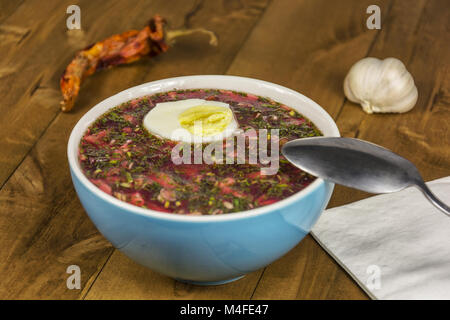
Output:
[{"xmin": 0, "ymin": 0, "xmax": 448, "ymax": 299}]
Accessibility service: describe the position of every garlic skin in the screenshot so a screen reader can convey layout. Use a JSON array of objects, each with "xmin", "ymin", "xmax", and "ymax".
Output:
[{"xmin": 344, "ymin": 57, "xmax": 418, "ymax": 114}]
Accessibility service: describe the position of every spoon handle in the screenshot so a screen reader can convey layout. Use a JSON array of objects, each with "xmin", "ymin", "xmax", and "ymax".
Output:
[{"xmin": 415, "ymin": 182, "xmax": 450, "ymax": 216}]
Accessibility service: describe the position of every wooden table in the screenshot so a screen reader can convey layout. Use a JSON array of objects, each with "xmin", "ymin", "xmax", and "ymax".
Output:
[{"xmin": 0, "ymin": 0, "xmax": 448, "ymax": 299}]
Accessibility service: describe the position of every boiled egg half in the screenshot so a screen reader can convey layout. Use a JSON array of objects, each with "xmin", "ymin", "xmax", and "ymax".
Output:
[{"xmin": 143, "ymin": 99, "xmax": 238, "ymax": 143}]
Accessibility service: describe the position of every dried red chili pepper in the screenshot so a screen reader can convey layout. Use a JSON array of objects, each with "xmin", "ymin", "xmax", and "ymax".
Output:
[{"xmin": 60, "ymin": 15, "xmax": 217, "ymax": 112}]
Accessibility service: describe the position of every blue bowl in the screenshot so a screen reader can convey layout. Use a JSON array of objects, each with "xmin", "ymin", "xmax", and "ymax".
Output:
[{"xmin": 68, "ymin": 75, "xmax": 339, "ymax": 285}]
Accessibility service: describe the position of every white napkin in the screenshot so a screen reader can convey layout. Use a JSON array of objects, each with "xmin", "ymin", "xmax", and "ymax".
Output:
[{"xmin": 311, "ymin": 176, "xmax": 450, "ymax": 300}]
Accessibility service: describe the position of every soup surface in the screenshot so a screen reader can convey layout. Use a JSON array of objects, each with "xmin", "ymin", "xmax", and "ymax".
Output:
[{"xmin": 79, "ymin": 89, "xmax": 322, "ymax": 215}]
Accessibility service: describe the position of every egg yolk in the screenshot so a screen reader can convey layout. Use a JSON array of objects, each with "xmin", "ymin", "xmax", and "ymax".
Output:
[{"xmin": 178, "ymin": 105, "xmax": 233, "ymax": 137}]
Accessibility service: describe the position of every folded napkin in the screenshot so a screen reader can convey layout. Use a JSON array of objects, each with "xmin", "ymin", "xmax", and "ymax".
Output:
[{"xmin": 311, "ymin": 176, "xmax": 450, "ymax": 300}]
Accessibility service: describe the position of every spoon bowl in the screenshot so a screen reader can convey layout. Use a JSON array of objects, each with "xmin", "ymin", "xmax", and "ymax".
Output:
[{"xmin": 282, "ymin": 137, "xmax": 450, "ymax": 216}]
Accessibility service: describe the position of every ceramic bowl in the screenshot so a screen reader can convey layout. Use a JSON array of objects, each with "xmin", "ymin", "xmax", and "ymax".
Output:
[{"xmin": 67, "ymin": 75, "xmax": 339, "ymax": 285}]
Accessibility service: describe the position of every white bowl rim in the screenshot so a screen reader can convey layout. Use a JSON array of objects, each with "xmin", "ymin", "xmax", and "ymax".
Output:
[{"xmin": 68, "ymin": 75, "xmax": 340, "ymax": 223}]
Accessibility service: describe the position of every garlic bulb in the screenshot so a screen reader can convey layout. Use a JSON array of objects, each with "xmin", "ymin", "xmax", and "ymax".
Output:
[{"xmin": 343, "ymin": 57, "xmax": 418, "ymax": 114}]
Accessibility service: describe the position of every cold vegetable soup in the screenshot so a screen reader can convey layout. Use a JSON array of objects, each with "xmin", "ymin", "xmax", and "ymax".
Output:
[{"xmin": 78, "ymin": 89, "xmax": 322, "ymax": 215}]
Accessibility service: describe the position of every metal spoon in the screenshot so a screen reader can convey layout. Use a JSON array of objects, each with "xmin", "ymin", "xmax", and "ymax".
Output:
[{"xmin": 281, "ymin": 137, "xmax": 450, "ymax": 216}]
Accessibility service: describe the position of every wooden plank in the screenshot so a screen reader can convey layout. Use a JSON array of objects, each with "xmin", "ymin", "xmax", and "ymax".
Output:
[
  {"xmin": 226, "ymin": 0, "xmax": 383, "ymax": 119},
  {"xmin": 84, "ymin": 251, "xmax": 263, "ymax": 300},
  {"xmin": 251, "ymin": 0, "xmax": 449, "ymax": 299},
  {"xmin": 0, "ymin": 0, "xmax": 78, "ymax": 187},
  {"xmin": 0, "ymin": 110, "xmax": 114, "ymax": 299},
  {"xmin": 0, "ymin": 0, "xmax": 270, "ymax": 299},
  {"xmin": 249, "ymin": 237, "xmax": 369, "ymax": 299},
  {"xmin": 0, "ymin": 0, "xmax": 209, "ymax": 187},
  {"xmin": 225, "ymin": 0, "xmax": 389, "ymax": 300},
  {"xmin": 0, "ymin": 0, "xmax": 25, "ymax": 24}
]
